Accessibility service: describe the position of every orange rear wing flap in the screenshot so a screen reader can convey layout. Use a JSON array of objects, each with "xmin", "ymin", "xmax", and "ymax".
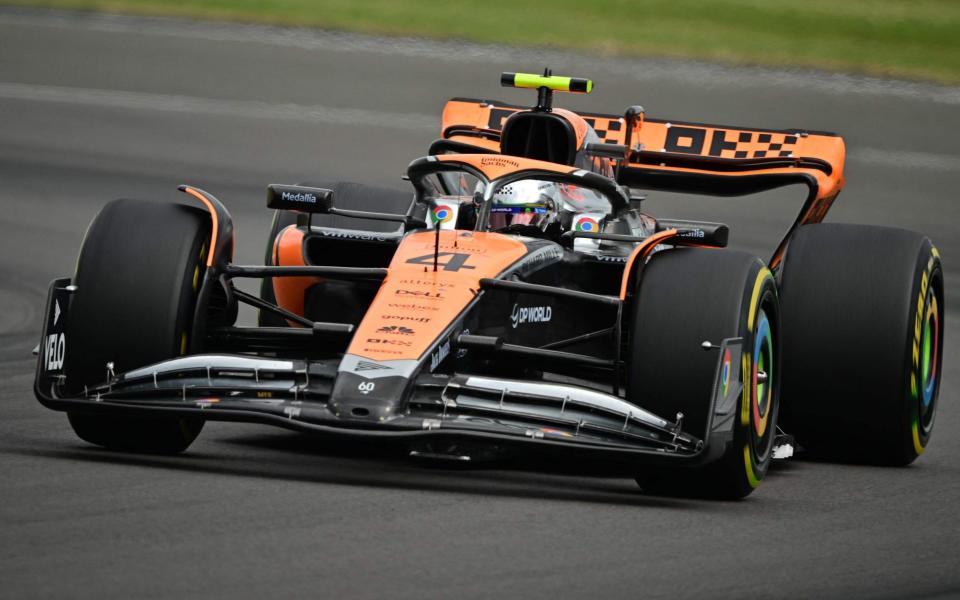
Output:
[
  {"xmin": 617, "ymin": 119, "xmax": 845, "ymax": 268},
  {"xmin": 619, "ymin": 118, "xmax": 845, "ymax": 202}
]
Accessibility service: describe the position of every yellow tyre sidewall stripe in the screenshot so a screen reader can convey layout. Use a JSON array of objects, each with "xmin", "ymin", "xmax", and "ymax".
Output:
[{"xmin": 743, "ymin": 267, "xmax": 774, "ymax": 488}]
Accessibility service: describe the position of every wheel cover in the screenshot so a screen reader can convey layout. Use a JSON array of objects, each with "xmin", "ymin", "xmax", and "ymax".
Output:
[
  {"xmin": 919, "ymin": 293, "xmax": 940, "ymax": 431},
  {"xmin": 752, "ymin": 309, "xmax": 774, "ymax": 439}
]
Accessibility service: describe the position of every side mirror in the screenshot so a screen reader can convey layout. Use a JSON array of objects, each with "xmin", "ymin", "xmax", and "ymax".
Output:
[
  {"xmin": 266, "ymin": 184, "xmax": 334, "ymax": 213},
  {"xmin": 656, "ymin": 219, "xmax": 729, "ymax": 248},
  {"xmin": 623, "ymin": 186, "xmax": 645, "ymax": 207}
]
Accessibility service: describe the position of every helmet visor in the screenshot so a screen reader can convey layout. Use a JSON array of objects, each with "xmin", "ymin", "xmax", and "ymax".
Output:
[{"xmin": 489, "ymin": 201, "xmax": 556, "ymax": 230}]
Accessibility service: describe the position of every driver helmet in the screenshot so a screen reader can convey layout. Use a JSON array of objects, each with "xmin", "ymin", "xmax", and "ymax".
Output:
[{"xmin": 488, "ymin": 180, "xmax": 560, "ymax": 232}]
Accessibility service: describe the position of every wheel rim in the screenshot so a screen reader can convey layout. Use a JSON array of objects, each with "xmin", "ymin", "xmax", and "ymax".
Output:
[
  {"xmin": 752, "ymin": 309, "xmax": 774, "ymax": 440},
  {"xmin": 919, "ymin": 293, "xmax": 940, "ymax": 431}
]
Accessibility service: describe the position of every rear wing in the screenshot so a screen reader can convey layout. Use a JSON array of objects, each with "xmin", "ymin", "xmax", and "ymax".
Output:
[{"xmin": 440, "ymin": 98, "xmax": 845, "ymax": 268}]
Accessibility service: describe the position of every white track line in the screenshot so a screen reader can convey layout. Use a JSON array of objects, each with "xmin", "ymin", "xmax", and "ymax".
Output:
[
  {"xmin": 848, "ymin": 148, "xmax": 960, "ymax": 173},
  {"xmin": 0, "ymin": 81, "xmax": 437, "ymax": 131},
  {"xmin": 1, "ymin": 81, "xmax": 957, "ymax": 172}
]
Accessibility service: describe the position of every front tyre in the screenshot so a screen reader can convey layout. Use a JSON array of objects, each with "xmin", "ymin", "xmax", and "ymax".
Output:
[
  {"xmin": 629, "ymin": 248, "xmax": 781, "ymax": 499},
  {"xmin": 65, "ymin": 199, "xmax": 210, "ymax": 454}
]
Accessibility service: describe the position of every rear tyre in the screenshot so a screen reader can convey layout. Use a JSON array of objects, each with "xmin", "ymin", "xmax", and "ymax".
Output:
[
  {"xmin": 779, "ymin": 224, "xmax": 944, "ymax": 465},
  {"xmin": 628, "ymin": 248, "xmax": 780, "ymax": 499},
  {"xmin": 65, "ymin": 199, "xmax": 209, "ymax": 454}
]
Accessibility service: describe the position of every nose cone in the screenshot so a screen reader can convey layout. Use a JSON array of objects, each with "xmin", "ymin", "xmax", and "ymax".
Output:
[{"xmin": 329, "ymin": 372, "xmax": 409, "ymax": 421}]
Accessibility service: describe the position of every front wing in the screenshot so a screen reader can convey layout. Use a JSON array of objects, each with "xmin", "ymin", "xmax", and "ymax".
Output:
[{"xmin": 35, "ymin": 278, "xmax": 744, "ymax": 470}]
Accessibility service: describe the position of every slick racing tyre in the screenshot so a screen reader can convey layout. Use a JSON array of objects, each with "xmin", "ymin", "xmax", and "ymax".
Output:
[
  {"xmin": 779, "ymin": 224, "xmax": 944, "ymax": 465},
  {"xmin": 64, "ymin": 199, "xmax": 209, "ymax": 454},
  {"xmin": 629, "ymin": 248, "xmax": 780, "ymax": 499},
  {"xmin": 258, "ymin": 181, "xmax": 412, "ymax": 326}
]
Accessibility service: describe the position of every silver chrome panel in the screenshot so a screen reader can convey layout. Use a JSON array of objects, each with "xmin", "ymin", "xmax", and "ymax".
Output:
[
  {"xmin": 456, "ymin": 375, "xmax": 672, "ymax": 429},
  {"xmin": 121, "ymin": 354, "xmax": 297, "ymax": 381}
]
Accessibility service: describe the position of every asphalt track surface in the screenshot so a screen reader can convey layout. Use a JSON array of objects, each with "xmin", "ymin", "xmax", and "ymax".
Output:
[{"xmin": 1, "ymin": 8, "xmax": 959, "ymax": 599}]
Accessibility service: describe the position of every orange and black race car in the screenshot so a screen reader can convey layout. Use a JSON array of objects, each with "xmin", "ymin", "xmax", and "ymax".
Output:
[{"xmin": 34, "ymin": 72, "xmax": 944, "ymax": 498}]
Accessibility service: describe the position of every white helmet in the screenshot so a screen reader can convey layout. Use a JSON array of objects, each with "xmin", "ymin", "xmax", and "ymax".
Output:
[{"xmin": 488, "ymin": 180, "xmax": 559, "ymax": 232}]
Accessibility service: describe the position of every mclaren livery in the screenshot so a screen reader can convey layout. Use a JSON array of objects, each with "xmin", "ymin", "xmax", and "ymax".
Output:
[{"xmin": 34, "ymin": 72, "xmax": 944, "ymax": 498}]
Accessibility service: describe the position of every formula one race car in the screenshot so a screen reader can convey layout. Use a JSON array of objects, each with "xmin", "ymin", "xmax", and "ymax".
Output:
[{"xmin": 34, "ymin": 72, "xmax": 944, "ymax": 498}]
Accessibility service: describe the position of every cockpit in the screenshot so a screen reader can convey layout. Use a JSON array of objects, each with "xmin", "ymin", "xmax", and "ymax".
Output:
[{"xmin": 408, "ymin": 157, "xmax": 629, "ymax": 242}]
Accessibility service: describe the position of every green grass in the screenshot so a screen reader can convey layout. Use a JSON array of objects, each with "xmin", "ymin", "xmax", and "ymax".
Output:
[{"xmin": 8, "ymin": 0, "xmax": 960, "ymax": 84}]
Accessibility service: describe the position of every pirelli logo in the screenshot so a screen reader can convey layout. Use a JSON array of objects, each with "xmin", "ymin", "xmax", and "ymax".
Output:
[{"xmin": 663, "ymin": 125, "xmax": 798, "ymax": 159}]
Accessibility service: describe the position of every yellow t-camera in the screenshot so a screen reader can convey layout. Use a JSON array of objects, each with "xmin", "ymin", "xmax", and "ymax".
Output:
[{"xmin": 500, "ymin": 72, "xmax": 593, "ymax": 94}]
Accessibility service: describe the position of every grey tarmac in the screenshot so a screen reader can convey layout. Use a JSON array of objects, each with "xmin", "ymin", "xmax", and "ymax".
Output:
[{"xmin": 0, "ymin": 8, "xmax": 958, "ymax": 599}]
